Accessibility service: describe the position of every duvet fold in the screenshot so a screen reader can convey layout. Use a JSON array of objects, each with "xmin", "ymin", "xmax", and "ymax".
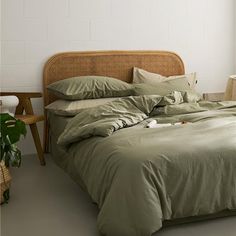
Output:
[
  {"xmin": 58, "ymin": 92, "xmax": 183, "ymax": 147},
  {"xmin": 58, "ymin": 93, "xmax": 236, "ymax": 148}
]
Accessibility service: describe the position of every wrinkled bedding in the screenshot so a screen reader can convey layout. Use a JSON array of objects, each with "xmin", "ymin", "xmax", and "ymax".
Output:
[{"xmin": 57, "ymin": 93, "xmax": 236, "ymax": 236}]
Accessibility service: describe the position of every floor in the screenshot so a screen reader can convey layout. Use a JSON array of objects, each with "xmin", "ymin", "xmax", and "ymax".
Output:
[{"xmin": 1, "ymin": 155, "xmax": 236, "ymax": 236}]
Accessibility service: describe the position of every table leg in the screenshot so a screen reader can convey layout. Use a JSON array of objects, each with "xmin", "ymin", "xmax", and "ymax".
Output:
[{"xmin": 29, "ymin": 123, "xmax": 46, "ymax": 166}]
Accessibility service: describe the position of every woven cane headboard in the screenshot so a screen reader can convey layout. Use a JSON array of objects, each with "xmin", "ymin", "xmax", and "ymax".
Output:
[{"xmin": 43, "ymin": 50, "xmax": 185, "ymax": 152}]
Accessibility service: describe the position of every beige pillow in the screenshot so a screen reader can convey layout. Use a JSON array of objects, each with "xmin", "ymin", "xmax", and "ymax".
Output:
[
  {"xmin": 46, "ymin": 97, "xmax": 121, "ymax": 116},
  {"xmin": 133, "ymin": 67, "xmax": 197, "ymax": 89}
]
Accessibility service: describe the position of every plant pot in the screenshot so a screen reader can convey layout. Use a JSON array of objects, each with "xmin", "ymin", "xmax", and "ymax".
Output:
[{"xmin": 0, "ymin": 161, "xmax": 11, "ymax": 204}]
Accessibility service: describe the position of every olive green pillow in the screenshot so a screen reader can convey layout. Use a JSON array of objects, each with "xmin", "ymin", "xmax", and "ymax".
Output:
[
  {"xmin": 134, "ymin": 78, "xmax": 202, "ymax": 103},
  {"xmin": 47, "ymin": 76, "xmax": 133, "ymax": 100},
  {"xmin": 134, "ymin": 77, "xmax": 190, "ymax": 95},
  {"xmin": 133, "ymin": 67, "xmax": 198, "ymax": 89},
  {"xmin": 46, "ymin": 97, "xmax": 122, "ymax": 116}
]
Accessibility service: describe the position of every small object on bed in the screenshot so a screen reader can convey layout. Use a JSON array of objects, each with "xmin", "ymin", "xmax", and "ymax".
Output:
[{"xmin": 146, "ymin": 119, "xmax": 188, "ymax": 128}]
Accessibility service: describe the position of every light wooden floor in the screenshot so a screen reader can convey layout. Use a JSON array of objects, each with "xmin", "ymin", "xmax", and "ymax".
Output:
[{"xmin": 1, "ymin": 155, "xmax": 236, "ymax": 236}]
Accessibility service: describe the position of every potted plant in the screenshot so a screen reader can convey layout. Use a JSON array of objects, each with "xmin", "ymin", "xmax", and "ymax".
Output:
[{"xmin": 0, "ymin": 113, "xmax": 26, "ymax": 204}]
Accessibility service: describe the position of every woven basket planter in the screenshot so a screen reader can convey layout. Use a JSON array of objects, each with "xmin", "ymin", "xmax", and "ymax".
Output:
[{"xmin": 0, "ymin": 161, "xmax": 11, "ymax": 204}]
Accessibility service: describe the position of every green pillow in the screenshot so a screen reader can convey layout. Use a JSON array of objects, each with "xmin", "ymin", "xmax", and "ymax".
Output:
[
  {"xmin": 134, "ymin": 83, "xmax": 175, "ymax": 97},
  {"xmin": 133, "ymin": 78, "xmax": 202, "ymax": 103},
  {"xmin": 47, "ymin": 76, "xmax": 133, "ymax": 100},
  {"xmin": 133, "ymin": 77, "xmax": 189, "ymax": 95}
]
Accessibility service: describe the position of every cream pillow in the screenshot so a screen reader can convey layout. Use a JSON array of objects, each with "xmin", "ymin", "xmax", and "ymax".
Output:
[
  {"xmin": 133, "ymin": 67, "xmax": 197, "ymax": 89},
  {"xmin": 46, "ymin": 97, "xmax": 121, "ymax": 116}
]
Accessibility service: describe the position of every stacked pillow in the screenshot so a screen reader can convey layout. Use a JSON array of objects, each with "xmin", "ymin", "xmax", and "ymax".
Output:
[
  {"xmin": 132, "ymin": 67, "xmax": 201, "ymax": 103},
  {"xmin": 46, "ymin": 71, "xmax": 201, "ymax": 116},
  {"xmin": 46, "ymin": 76, "xmax": 133, "ymax": 116}
]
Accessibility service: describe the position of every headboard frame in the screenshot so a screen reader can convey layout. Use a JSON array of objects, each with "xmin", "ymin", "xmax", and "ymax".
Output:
[{"xmin": 43, "ymin": 50, "xmax": 185, "ymax": 152}]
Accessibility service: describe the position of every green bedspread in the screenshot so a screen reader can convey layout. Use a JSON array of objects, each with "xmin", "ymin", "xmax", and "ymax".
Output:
[{"xmin": 58, "ymin": 93, "xmax": 236, "ymax": 236}]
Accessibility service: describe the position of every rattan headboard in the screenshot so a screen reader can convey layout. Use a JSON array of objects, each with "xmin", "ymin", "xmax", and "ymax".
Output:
[{"xmin": 43, "ymin": 50, "xmax": 185, "ymax": 152}]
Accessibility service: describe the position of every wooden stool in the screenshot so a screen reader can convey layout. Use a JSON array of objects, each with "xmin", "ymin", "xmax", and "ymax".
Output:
[{"xmin": 0, "ymin": 92, "xmax": 46, "ymax": 166}]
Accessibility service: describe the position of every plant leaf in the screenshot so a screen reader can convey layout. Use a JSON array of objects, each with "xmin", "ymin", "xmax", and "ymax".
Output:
[
  {"xmin": 0, "ymin": 113, "xmax": 26, "ymax": 144},
  {"xmin": 0, "ymin": 113, "xmax": 26, "ymax": 167}
]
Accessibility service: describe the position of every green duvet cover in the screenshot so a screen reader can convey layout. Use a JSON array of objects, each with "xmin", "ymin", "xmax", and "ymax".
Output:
[{"xmin": 57, "ymin": 93, "xmax": 236, "ymax": 236}]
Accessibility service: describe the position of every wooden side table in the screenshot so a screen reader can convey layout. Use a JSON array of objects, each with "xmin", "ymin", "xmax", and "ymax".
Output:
[
  {"xmin": 0, "ymin": 92, "xmax": 46, "ymax": 166},
  {"xmin": 224, "ymin": 75, "xmax": 236, "ymax": 101}
]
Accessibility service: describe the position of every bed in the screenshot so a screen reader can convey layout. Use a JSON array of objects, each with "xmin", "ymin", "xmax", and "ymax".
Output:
[{"xmin": 43, "ymin": 51, "xmax": 236, "ymax": 236}]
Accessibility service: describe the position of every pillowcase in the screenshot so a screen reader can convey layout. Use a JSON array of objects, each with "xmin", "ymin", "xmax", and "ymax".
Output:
[
  {"xmin": 134, "ymin": 77, "xmax": 190, "ymax": 95},
  {"xmin": 47, "ymin": 76, "xmax": 133, "ymax": 100},
  {"xmin": 133, "ymin": 67, "xmax": 197, "ymax": 89},
  {"xmin": 46, "ymin": 97, "xmax": 121, "ymax": 116},
  {"xmin": 133, "ymin": 80, "xmax": 202, "ymax": 103}
]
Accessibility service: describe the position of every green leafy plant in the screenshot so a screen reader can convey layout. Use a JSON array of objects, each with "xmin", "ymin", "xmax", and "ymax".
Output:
[{"xmin": 0, "ymin": 113, "xmax": 27, "ymax": 167}]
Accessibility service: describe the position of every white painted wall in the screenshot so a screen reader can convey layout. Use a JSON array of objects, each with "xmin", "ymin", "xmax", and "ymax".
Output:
[{"xmin": 1, "ymin": 0, "xmax": 235, "ymax": 155}]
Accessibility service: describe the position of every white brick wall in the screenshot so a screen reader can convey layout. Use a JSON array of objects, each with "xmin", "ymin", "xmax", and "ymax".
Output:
[{"xmin": 0, "ymin": 0, "xmax": 235, "ymax": 155}]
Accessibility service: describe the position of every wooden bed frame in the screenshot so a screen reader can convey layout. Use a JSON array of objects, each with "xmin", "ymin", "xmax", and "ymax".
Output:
[{"xmin": 43, "ymin": 50, "xmax": 185, "ymax": 152}]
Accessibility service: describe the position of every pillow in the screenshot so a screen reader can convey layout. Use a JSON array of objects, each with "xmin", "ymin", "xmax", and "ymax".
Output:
[
  {"xmin": 46, "ymin": 97, "xmax": 121, "ymax": 116},
  {"xmin": 134, "ymin": 83, "xmax": 176, "ymax": 97},
  {"xmin": 133, "ymin": 67, "xmax": 197, "ymax": 89},
  {"xmin": 133, "ymin": 80, "xmax": 202, "ymax": 103},
  {"xmin": 47, "ymin": 76, "xmax": 133, "ymax": 100},
  {"xmin": 134, "ymin": 77, "xmax": 190, "ymax": 95}
]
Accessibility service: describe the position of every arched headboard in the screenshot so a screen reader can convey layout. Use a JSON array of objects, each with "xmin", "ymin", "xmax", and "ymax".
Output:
[{"xmin": 43, "ymin": 50, "xmax": 185, "ymax": 152}]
